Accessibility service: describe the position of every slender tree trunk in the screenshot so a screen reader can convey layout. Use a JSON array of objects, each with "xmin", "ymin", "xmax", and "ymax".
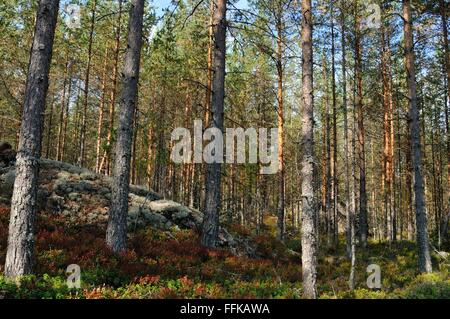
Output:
[
  {"xmin": 440, "ymin": 0, "xmax": 450, "ymax": 240},
  {"xmin": 349, "ymin": 23, "xmax": 358, "ymax": 289},
  {"xmin": 321, "ymin": 109, "xmax": 327, "ymax": 238},
  {"xmin": 406, "ymin": 129, "xmax": 415, "ymax": 240},
  {"xmin": 61, "ymin": 66, "xmax": 72, "ymax": 162},
  {"xmin": 45, "ymin": 96, "xmax": 55, "ymax": 158},
  {"xmin": 354, "ymin": 1, "xmax": 368, "ymax": 247},
  {"xmin": 402, "ymin": 0, "xmax": 432, "ymax": 273},
  {"xmin": 340, "ymin": 0, "xmax": 351, "ymax": 256},
  {"xmin": 349, "ymin": 104, "xmax": 357, "ymax": 290},
  {"xmin": 276, "ymin": 12, "xmax": 285, "ymax": 242},
  {"xmin": 201, "ymin": 0, "xmax": 226, "ymax": 248},
  {"xmin": 381, "ymin": 19, "xmax": 394, "ymax": 243},
  {"xmin": 205, "ymin": 0, "xmax": 214, "ymax": 126},
  {"xmin": 106, "ymin": 0, "xmax": 144, "ymax": 253},
  {"xmin": 79, "ymin": 0, "xmax": 97, "ymax": 166},
  {"xmin": 56, "ymin": 49, "xmax": 69, "ymax": 161},
  {"xmin": 300, "ymin": 0, "xmax": 317, "ymax": 299},
  {"xmin": 330, "ymin": 1, "xmax": 338, "ymax": 247},
  {"xmin": 100, "ymin": 0, "xmax": 123, "ymax": 175},
  {"xmin": 4, "ymin": 0, "xmax": 59, "ymax": 279},
  {"xmin": 95, "ymin": 47, "xmax": 109, "ymax": 172},
  {"xmin": 322, "ymin": 57, "xmax": 333, "ymax": 248},
  {"xmin": 131, "ymin": 105, "xmax": 138, "ymax": 185}
]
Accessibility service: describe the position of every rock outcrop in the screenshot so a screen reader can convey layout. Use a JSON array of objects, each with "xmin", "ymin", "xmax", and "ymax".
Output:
[{"xmin": 0, "ymin": 159, "xmax": 257, "ymax": 257}]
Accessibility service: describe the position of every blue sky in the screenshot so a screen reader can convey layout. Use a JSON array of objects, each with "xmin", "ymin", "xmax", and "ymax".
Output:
[{"xmin": 152, "ymin": 0, "xmax": 249, "ymax": 17}]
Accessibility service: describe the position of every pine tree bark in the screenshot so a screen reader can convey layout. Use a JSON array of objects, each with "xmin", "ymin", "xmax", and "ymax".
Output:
[
  {"xmin": 300, "ymin": 0, "xmax": 317, "ymax": 299},
  {"xmin": 354, "ymin": 1, "xmax": 368, "ymax": 247},
  {"xmin": 100, "ymin": 0, "xmax": 123, "ymax": 175},
  {"xmin": 4, "ymin": 0, "xmax": 59, "ymax": 279},
  {"xmin": 106, "ymin": 0, "xmax": 144, "ymax": 253},
  {"xmin": 276, "ymin": 8, "xmax": 285, "ymax": 242},
  {"xmin": 56, "ymin": 48, "xmax": 69, "ymax": 161},
  {"xmin": 439, "ymin": 0, "xmax": 450, "ymax": 239},
  {"xmin": 330, "ymin": 1, "xmax": 338, "ymax": 247},
  {"xmin": 61, "ymin": 64, "xmax": 72, "ymax": 162},
  {"xmin": 79, "ymin": 0, "xmax": 97, "ymax": 167},
  {"xmin": 402, "ymin": 0, "xmax": 432, "ymax": 273},
  {"xmin": 202, "ymin": 0, "xmax": 226, "ymax": 248},
  {"xmin": 95, "ymin": 47, "xmax": 109, "ymax": 172},
  {"xmin": 381, "ymin": 19, "xmax": 394, "ymax": 242},
  {"xmin": 340, "ymin": 0, "xmax": 351, "ymax": 256},
  {"xmin": 205, "ymin": 0, "xmax": 214, "ymax": 126},
  {"xmin": 322, "ymin": 57, "xmax": 333, "ymax": 248},
  {"xmin": 45, "ymin": 96, "xmax": 55, "ymax": 158}
]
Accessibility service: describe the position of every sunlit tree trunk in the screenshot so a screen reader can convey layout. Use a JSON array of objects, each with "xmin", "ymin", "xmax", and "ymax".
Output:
[
  {"xmin": 100, "ymin": 0, "xmax": 123, "ymax": 175},
  {"xmin": 79, "ymin": 0, "xmax": 97, "ymax": 167},
  {"xmin": 276, "ymin": 6, "xmax": 285, "ymax": 242},
  {"xmin": 354, "ymin": 0, "xmax": 368, "ymax": 247},
  {"xmin": 300, "ymin": 0, "xmax": 317, "ymax": 299},
  {"xmin": 340, "ymin": 0, "xmax": 351, "ymax": 256},
  {"xmin": 201, "ymin": 0, "xmax": 226, "ymax": 248},
  {"xmin": 402, "ymin": 0, "xmax": 432, "ymax": 273},
  {"xmin": 5, "ymin": 0, "xmax": 59, "ymax": 279},
  {"xmin": 106, "ymin": 0, "xmax": 144, "ymax": 253},
  {"xmin": 95, "ymin": 47, "xmax": 109, "ymax": 172},
  {"xmin": 440, "ymin": 0, "xmax": 450, "ymax": 239},
  {"xmin": 56, "ymin": 48, "xmax": 69, "ymax": 161},
  {"xmin": 330, "ymin": 0, "xmax": 338, "ymax": 247}
]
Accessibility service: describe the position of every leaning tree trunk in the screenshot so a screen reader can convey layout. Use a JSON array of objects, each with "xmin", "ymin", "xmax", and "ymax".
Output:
[
  {"xmin": 300, "ymin": 0, "xmax": 318, "ymax": 299},
  {"xmin": 201, "ymin": 0, "xmax": 227, "ymax": 248},
  {"xmin": 4, "ymin": 0, "xmax": 59, "ymax": 279},
  {"xmin": 106, "ymin": 0, "xmax": 145, "ymax": 253},
  {"xmin": 402, "ymin": 0, "xmax": 432, "ymax": 273}
]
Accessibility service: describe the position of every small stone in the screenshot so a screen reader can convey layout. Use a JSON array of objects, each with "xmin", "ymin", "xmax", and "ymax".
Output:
[{"xmin": 68, "ymin": 192, "xmax": 80, "ymax": 201}]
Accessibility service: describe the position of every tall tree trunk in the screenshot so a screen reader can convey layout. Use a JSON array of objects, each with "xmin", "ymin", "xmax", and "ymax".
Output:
[
  {"xmin": 45, "ymin": 96, "xmax": 55, "ymax": 158},
  {"xmin": 440, "ymin": 0, "xmax": 450, "ymax": 240},
  {"xmin": 322, "ymin": 57, "xmax": 333, "ymax": 248},
  {"xmin": 100, "ymin": 0, "xmax": 123, "ymax": 175},
  {"xmin": 4, "ymin": 0, "xmax": 59, "ymax": 279},
  {"xmin": 79, "ymin": 0, "xmax": 97, "ymax": 167},
  {"xmin": 402, "ymin": 0, "xmax": 432, "ymax": 273},
  {"xmin": 330, "ymin": 0, "xmax": 338, "ymax": 247},
  {"xmin": 405, "ymin": 129, "xmax": 415, "ymax": 240},
  {"xmin": 354, "ymin": 0, "xmax": 368, "ymax": 247},
  {"xmin": 61, "ymin": 65, "xmax": 72, "ymax": 162},
  {"xmin": 95, "ymin": 47, "xmax": 109, "ymax": 172},
  {"xmin": 205, "ymin": 0, "xmax": 214, "ymax": 126},
  {"xmin": 131, "ymin": 105, "xmax": 139, "ymax": 185},
  {"xmin": 276, "ymin": 10, "xmax": 285, "ymax": 242},
  {"xmin": 56, "ymin": 48, "xmax": 69, "ymax": 161},
  {"xmin": 381, "ymin": 18, "xmax": 394, "ymax": 243},
  {"xmin": 201, "ymin": 0, "xmax": 226, "ymax": 248},
  {"xmin": 300, "ymin": 0, "xmax": 317, "ymax": 299},
  {"xmin": 106, "ymin": 0, "xmax": 144, "ymax": 253},
  {"xmin": 349, "ymin": 68, "xmax": 357, "ymax": 291},
  {"xmin": 340, "ymin": 0, "xmax": 351, "ymax": 256}
]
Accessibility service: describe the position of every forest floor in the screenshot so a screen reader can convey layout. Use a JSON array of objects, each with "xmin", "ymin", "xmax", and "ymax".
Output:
[
  {"xmin": 0, "ymin": 204, "xmax": 449, "ymax": 299},
  {"xmin": 0, "ymin": 161, "xmax": 449, "ymax": 299}
]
